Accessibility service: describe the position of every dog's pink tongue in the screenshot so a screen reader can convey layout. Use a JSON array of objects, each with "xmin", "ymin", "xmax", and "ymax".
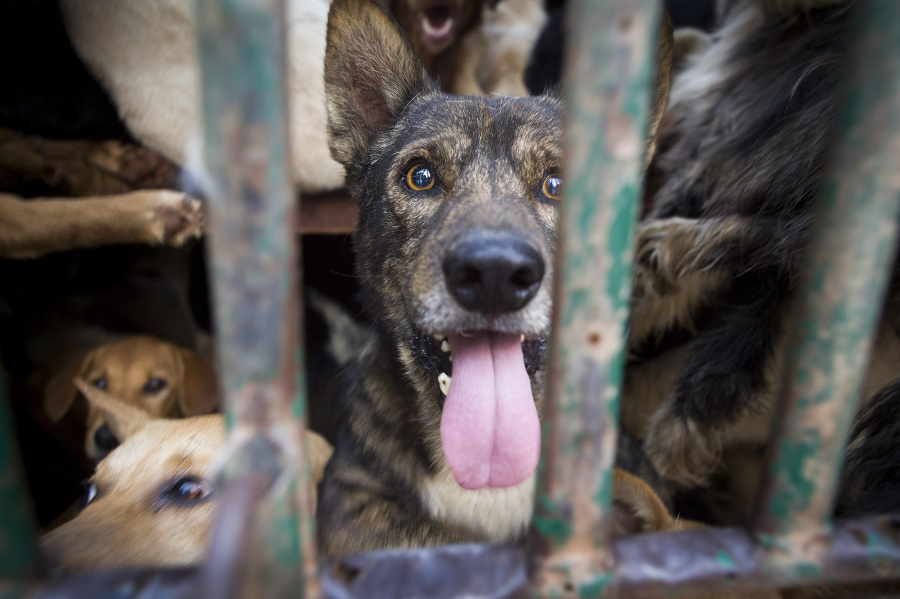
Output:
[{"xmin": 440, "ymin": 332, "xmax": 540, "ymax": 490}]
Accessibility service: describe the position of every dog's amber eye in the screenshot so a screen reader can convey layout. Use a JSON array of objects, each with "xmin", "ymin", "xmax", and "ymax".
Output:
[
  {"xmin": 541, "ymin": 173, "xmax": 562, "ymax": 200},
  {"xmin": 143, "ymin": 377, "xmax": 168, "ymax": 394},
  {"xmin": 79, "ymin": 480, "xmax": 98, "ymax": 510},
  {"xmin": 405, "ymin": 163, "xmax": 435, "ymax": 191},
  {"xmin": 92, "ymin": 377, "xmax": 107, "ymax": 391}
]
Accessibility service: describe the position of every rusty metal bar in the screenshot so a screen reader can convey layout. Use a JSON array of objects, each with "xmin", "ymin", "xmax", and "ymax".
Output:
[
  {"xmin": 0, "ymin": 371, "xmax": 36, "ymax": 580},
  {"xmin": 611, "ymin": 514, "xmax": 900, "ymax": 598},
  {"xmin": 320, "ymin": 544, "xmax": 529, "ymax": 599},
  {"xmin": 195, "ymin": 0, "xmax": 316, "ymax": 596},
  {"xmin": 755, "ymin": 0, "xmax": 900, "ymax": 546},
  {"xmin": 533, "ymin": 0, "xmax": 660, "ymax": 595}
]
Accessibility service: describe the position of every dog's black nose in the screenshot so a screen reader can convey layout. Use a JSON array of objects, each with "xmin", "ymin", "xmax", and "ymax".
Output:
[
  {"xmin": 443, "ymin": 230, "xmax": 544, "ymax": 314},
  {"xmin": 94, "ymin": 424, "xmax": 120, "ymax": 455}
]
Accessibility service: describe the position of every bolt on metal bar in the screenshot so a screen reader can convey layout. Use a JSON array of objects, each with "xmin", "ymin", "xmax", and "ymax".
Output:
[
  {"xmin": 195, "ymin": 0, "xmax": 317, "ymax": 596},
  {"xmin": 755, "ymin": 0, "xmax": 900, "ymax": 546},
  {"xmin": 533, "ymin": 0, "xmax": 660, "ymax": 595},
  {"xmin": 0, "ymin": 371, "xmax": 35, "ymax": 581}
]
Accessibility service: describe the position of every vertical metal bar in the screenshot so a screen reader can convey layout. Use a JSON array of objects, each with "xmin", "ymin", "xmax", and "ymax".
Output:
[
  {"xmin": 196, "ymin": 0, "xmax": 316, "ymax": 596},
  {"xmin": 533, "ymin": 0, "xmax": 660, "ymax": 595},
  {"xmin": 756, "ymin": 0, "xmax": 900, "ymax": 548},
  {"xmin": 0, "ymin": 371, "xmax": 35, "ymax": 580}
]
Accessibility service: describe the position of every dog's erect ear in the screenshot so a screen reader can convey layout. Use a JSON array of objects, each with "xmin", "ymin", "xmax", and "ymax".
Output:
[
  {"xmin": 177, "ymin": 348, "xmax": 221, "ymax": 416},
  {"xmin": 644, "ymin": 13, "xmax": 674, "ymax": 169},
  {"xmin": 324, "ymin": 0, "xmax": 436, "ymax": 172},
  {"xmin": 45, "ymin": 359, "xmax": 89, "ymax": 423},
  {"xmin": 610, "ymin": 469, "xmax": 677, "ymax": 536},
  {"xmin": 74, "ymin": 378, "xmax": 150, "ymax": 442}
]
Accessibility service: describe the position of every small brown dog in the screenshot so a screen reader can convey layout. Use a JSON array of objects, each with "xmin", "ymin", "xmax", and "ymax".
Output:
[
  {"xmin": 41, "ymin": 380, "xmax": 333, "ymax": 572},
  {"xmin": 44, "ymin": 335, "xmax": 221, "ymax": 462}
]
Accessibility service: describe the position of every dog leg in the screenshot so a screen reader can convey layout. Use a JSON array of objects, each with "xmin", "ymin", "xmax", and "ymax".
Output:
[
  {"xmin": 0, "ymin": 190, "xmax": 202, "ymax": 259},
  {"xmin": 628, "ymin": 215, "xmax": 795, "ymax": 487}
]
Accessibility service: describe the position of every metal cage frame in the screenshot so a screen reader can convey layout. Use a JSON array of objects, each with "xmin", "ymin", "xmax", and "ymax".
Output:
[{"xmin": 1, "ymin": 0, "xmax": 899, "ymax": 597}]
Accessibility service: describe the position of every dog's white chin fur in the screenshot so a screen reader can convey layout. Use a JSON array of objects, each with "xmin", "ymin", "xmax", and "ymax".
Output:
[{"xmin": 59, "ymin": 0, "xmax": 345, "ymax": 194}]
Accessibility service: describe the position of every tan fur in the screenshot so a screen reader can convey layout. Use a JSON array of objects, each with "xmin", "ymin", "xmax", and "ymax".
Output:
[
  {"xmin": 0, "ymin": 190, "xmax": 201, "ymax": 259},
  {"xmin": 44, "ymin": 336, "xmax": 221, "ymax": 462},
  {"xmin": 40, "ymin": 384, "xmax": 333, "ymax": 572},
  {"xmin": 448, "ymin": 0, "xmax": 546, "ymax": 97}
]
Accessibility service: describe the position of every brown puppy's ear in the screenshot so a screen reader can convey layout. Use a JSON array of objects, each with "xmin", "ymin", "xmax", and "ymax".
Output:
[
  {"xmin": 44, "ymin": 360, "xmax": 89, "ymax": 423},
  {"xmin": 74, "ymin": 378, "xmax": 150, "ymax": 442},
  {"xmin": 610, "ymin": 469, "xmax": 677, "ymax": 536},
  {"xmin": 324, "ymin": 0, "xmax": 437, "ymax": 173},
  {"xmin": 644, "ymin": 13, "xmax": 674, "ymax": 169},
  {"xmin": 176, "ymin": 348, "xmax": 221, "ymax": 416}
]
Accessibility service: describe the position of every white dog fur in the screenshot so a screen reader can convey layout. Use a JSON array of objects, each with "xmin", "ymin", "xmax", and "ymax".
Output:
[{"xmin": 60, "ymin": 0, "xmax": 344, "ymax": 194}]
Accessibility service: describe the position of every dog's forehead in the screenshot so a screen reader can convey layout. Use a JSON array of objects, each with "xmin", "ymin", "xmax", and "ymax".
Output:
[{"xmin": 396, "ymin": 94, "xmax": 562, "ymax": 156}]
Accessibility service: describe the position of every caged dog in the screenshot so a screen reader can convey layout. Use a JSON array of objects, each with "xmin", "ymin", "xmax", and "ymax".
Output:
[
  {"xmin": 624, "ymin": 0, "xmax": 900, "ymax": 493},
  {"xmin": 41, "ymin": 380, "xmax": 333, "ymax": 572},
  {"xmin": 317, "ymin": 0, "xmax": 673, "ymax": 556}
]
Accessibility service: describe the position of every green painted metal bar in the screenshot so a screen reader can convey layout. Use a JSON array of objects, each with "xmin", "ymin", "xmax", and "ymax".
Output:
[
  {"xmin": 195, "ymin": 0, "xmax": 316, "ymax": 597},
  {"xmin": 533, "ymin": 0, "xmax": 660, "ymax": 595},
  {"xmin": 755, "ymin": 0, "xmax": 900, "ymax": 547},
  {"xmin": 0, "ymin": 371, "xmax": 35, "ymax": 581}
]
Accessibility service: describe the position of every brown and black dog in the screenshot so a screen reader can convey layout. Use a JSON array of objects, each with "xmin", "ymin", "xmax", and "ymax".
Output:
[
  {"xmin": 623, "ymin": 0, "xmax": 900, "ymax": 499},
  {"xmin": 317, "ymin": 0, "xmax": 674, "ymax": 557}
]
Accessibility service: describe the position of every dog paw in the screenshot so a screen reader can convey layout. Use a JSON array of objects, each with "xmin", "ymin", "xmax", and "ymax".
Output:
[
  {"xmin": 642, "ymin": 402, "xmax": 723, "ymax": 489},
  {"xmin": 151, "ymin": 191, "xmax": 204, "ymax": 245},
  {"xmin": 632, "ymin": 217, "xmax": 699, "ymax": 296}
]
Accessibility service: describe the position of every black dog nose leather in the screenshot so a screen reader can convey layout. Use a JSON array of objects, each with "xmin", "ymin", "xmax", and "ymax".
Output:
[
  {"xmin": 443, "ymin": 230, "xmax": 544, "ymax": 314},
  {"xmin": 94, "ymin": 424, "xmax": 120, "ymax": 454}
]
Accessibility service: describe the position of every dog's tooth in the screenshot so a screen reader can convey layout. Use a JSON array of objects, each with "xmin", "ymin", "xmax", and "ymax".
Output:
[
  {"xmin": 440, "ymin": 339, "xmax": 450, "ymax": 353},
  {"xmin": 520, "ymin": 334, "xmax": 525, "ymax": 342},
  {"xmin": 438, "ymin": 372, "xmax": 451, "ymax": 396},
  {"xmin": 433, "ymin": 334, "xmax": 445, "ymax": 341}
]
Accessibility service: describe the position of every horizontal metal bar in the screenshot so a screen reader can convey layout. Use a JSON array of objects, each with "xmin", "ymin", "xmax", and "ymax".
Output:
[
  {"xmin": 320, "ymin": 544, "xmax": 528, "ymax": 599},
  {"xmin": 755, "ymin": 0, "xmax": 900, "ymax": 540},
  {"xmin": 24, "ymin": 567, "xmax": 198, "ymax": 599},
  {"xmin": 613, "ymin": 514, "xmax": 900, "ymax": 598}
]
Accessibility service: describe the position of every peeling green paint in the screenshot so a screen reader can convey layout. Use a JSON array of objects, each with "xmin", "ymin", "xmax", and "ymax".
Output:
[
  {"xmin": 757, "ymin": 0, "xmax": 900, "ymax": 540},
  {"xmin": 578, "ymin": 572, "xmax": 615, "ymax": 598}
]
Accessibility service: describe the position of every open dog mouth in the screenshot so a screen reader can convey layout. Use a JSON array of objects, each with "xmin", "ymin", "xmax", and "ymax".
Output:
[
  {"xmin": 418, "ymin": 4, "xmax": 457, "ymax": 50},
  {"xmin": 411, "ymin": 331, "xmax": 546, "ymax": 491}
]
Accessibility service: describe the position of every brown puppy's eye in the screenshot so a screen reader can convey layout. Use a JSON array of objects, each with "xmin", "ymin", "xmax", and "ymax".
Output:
[
  {"xmin": 142, "ymin": 377, "xmax": 168, "ymax": 394},
  {"xmin": 405, "ymin": 163, "xmax": 435, "ymax": 191},
  {"xmin": 541, "ymin": 173, "xmax": 562, "ymax": 201},
  {"xmin": 91, "ymin": 377, "xmax": 107, "ymax": 390}
]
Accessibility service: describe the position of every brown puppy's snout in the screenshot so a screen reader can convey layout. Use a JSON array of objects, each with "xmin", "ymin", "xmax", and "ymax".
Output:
[
  {"xmin": 93, "ymin": 424, "xmax": 120, "ymax": 457},
  {"xmin": 443, "ymin": 229, "xmax": 544, "ymax": 315}
]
